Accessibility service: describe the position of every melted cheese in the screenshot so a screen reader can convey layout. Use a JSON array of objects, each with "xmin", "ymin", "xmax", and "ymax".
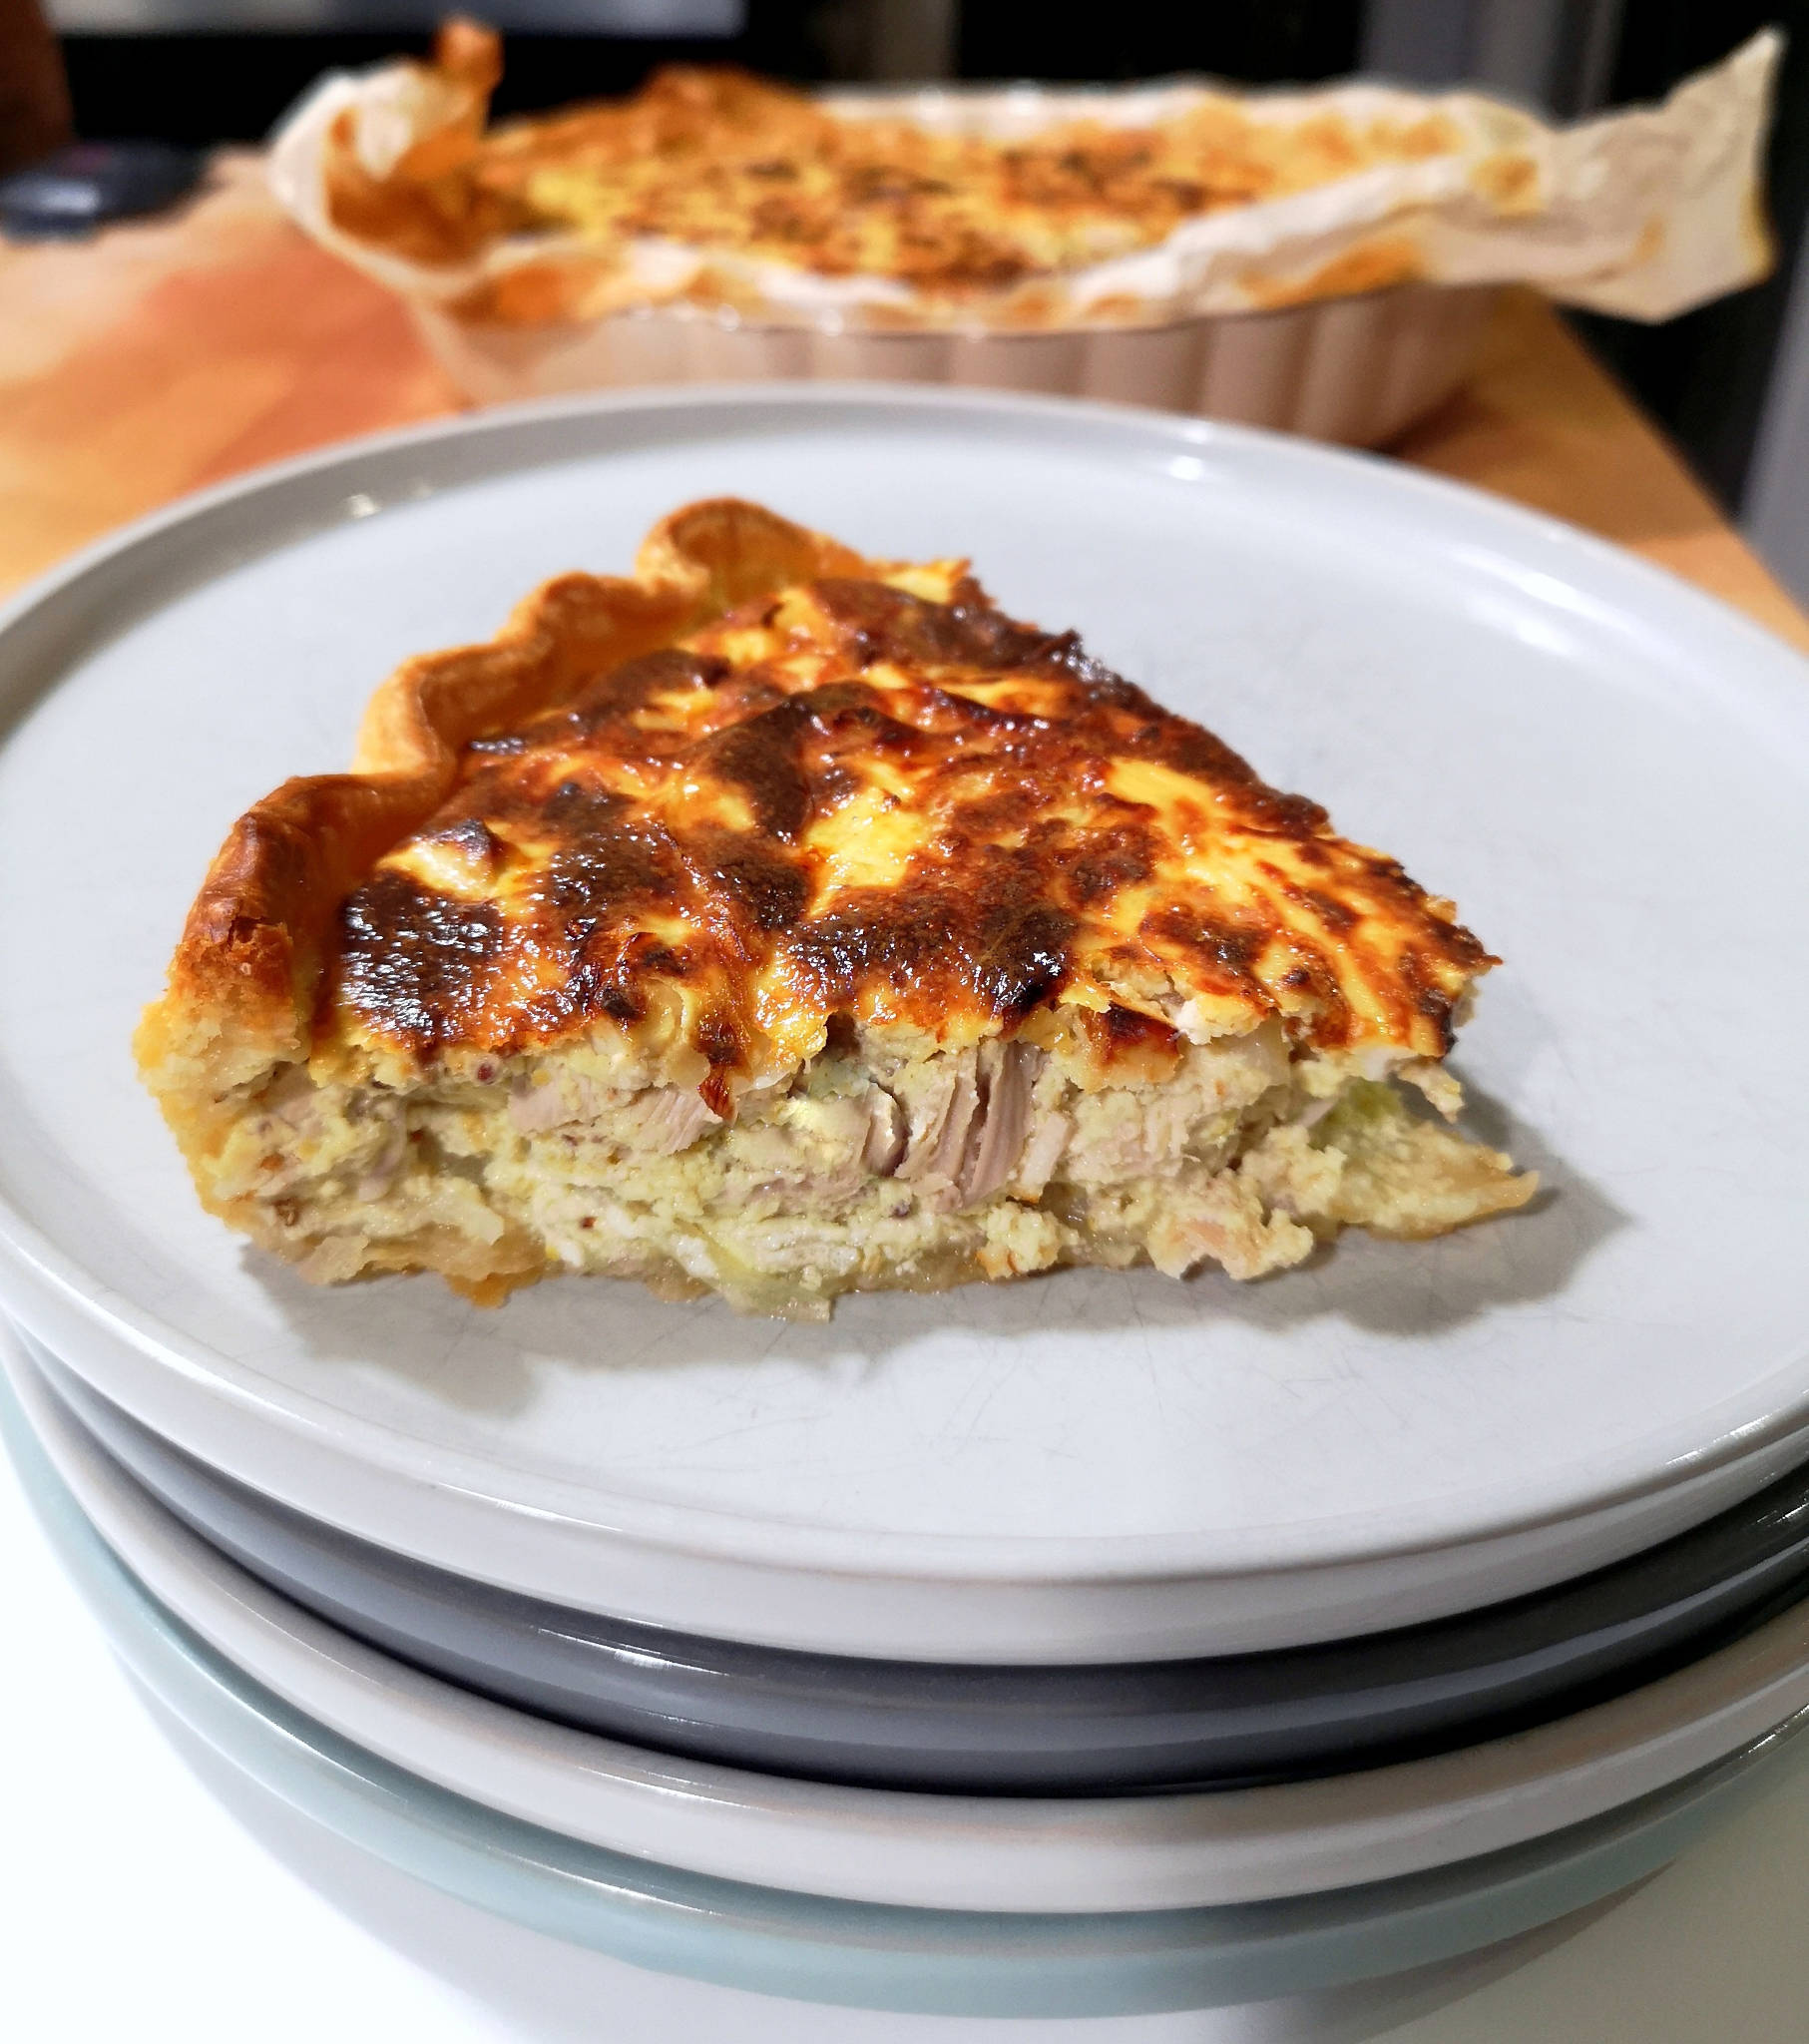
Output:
[
  {"xmin": 328, "ymin": 54, "xmax": 1458, "ymax": 292},
  {"xmin": 320, "ymin": 556, "xmax": 1495, "ymax": 1095}
]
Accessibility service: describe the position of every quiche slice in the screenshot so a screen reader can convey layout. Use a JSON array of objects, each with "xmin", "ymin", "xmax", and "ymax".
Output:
[{"xmin": 137, "ymin": 499, "xmax": 1534, "ymax": 1318}]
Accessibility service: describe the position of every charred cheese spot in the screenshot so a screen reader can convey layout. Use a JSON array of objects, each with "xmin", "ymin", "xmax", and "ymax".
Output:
[
  {"xmin": 335, "ymin": 872, "xmax": 504, "ymax": 1053},
  {"xmin": 321, "ymin": 566, "xmax": 1494, "ymax": 1074},
  {"xmin": 570, "ymin": 648, "xmax": 729, "ymax": 725}
]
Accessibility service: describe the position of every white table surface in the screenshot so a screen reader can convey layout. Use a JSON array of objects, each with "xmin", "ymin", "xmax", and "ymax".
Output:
[{"xmin": 6, "ymin": 1436, "xmax": 1809, "ymax": 2044}]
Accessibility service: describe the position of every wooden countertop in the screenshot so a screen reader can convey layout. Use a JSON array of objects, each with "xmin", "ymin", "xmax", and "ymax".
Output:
[{"xmin": 3, "ymin": 151, "xmax": 1806, "ymax": 651}]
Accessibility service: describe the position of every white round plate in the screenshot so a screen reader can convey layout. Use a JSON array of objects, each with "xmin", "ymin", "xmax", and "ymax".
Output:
[
  {"xmin": 1, "ymin": 388, "xmax": 1807, "ymax": 1661},
  {"xmin": 13, "ymin": 1314, "xmax": 1809, "ymax": 1915}
]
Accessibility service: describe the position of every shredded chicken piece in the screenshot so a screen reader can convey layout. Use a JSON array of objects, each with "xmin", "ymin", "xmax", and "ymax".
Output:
[
  {"xmin": 862, "ymin": 1087, "xmax": 906, "ymax": 1174},
  {"xmin": 960, "ymin": 1042, "xmax": 1039, "ymax": 1207},
  {"xmin": 220, "ymin": 1029, "xmax": 1533, "ymax": 1317}
]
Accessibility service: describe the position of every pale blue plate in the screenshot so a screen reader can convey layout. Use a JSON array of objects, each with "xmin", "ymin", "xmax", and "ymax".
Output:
[{"xmin": 6, "ymin": 1362, "xmax": 1808, "ymax": 2016}]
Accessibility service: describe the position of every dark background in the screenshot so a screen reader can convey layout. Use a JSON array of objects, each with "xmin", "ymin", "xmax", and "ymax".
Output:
[
  {"xmin": 52, "ymin": 0, "xmax": 1809, "ymax": 516},
  {"xmin": 59, "ymin": 4, "xmax": 1368, "ymax": 142}
]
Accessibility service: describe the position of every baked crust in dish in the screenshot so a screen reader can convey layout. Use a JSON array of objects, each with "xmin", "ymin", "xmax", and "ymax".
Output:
[
  {"xmin": 322, "ymin": 22, "xmax": 1459, "ymax": 313},
  {"xmin": 137, "ymin": 497, "xmax": 1534, "ymax": 1316}
]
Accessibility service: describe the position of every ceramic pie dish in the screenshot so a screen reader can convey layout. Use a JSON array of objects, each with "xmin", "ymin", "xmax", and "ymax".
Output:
[
  {"xmin": 1, "ymin": 389, "xmax": 1807, "ymax": 1664},
  {"xmin": 400, "ymin": 279, "xmax": 1502, "ymax": 448},
  {"xmin": 6, "ymin": 1330, "xmax": 1809, "ymax": 2017},
  {"xmin": 269, "ymin": 31, "xmax": 1775, "ymax": 437},
  {"xmin": 271, "ymin": 31, "xmax": 1512, "ymax": 438},
  {"xmin": 33, "ymin": 1330, "xmax": 1809, "ymax": 1796}
]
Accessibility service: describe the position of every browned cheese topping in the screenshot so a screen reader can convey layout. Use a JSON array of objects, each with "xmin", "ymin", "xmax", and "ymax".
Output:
[
  {"xmin": 322, "ymin": 561, "xmax": 1491, "ymax": 1101},
  {"xmin": 324, "ymin": 26, "xmax": 1457, "ymax": 292}
]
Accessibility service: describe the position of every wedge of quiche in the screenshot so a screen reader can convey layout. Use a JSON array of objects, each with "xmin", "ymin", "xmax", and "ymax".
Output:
[{"xmin": 138, "ymin": 499, "xmax": 1533, "ymax": 1317}]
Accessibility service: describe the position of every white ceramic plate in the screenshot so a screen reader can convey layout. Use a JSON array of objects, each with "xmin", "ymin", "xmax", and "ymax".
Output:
[
  {"xmin": 14, "ymin": 1314, "xmax": 1809, "ymax": 1915},
  {"xmin": 1, "ymin": 388, "xmax": 1807, "ymax": 1661}
]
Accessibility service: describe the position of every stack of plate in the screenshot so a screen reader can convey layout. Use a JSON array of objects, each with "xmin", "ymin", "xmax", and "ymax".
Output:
[{"xmin": 3, "ymin": 389, "xmax": 1808, "ymax": 2018}]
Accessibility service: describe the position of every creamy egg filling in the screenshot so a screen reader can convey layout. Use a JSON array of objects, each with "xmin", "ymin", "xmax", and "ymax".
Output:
[{"xmin": 207, "ymin": 1023, "xmax": 1530, "ymax": 1318}]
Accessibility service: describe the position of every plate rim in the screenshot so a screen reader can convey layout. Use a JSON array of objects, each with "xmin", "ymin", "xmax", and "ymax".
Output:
[
  {"xmin": 13, "ymin": 1311, "xmax": 1809, "ymax": 1915},
  {"xmin": 35, "ymin": 1318, "xmax": 1809, "ymax": 1793},
  {"xmin": 14, "ymin": 1345, "xmax": 1803, "ymax": 2018}
]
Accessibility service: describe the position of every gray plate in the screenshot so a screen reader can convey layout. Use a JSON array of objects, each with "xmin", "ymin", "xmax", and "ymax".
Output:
[
  {"xmin": 31, "ymin": 1333, "xmax": 1809, "ymax": 1796},
  {"xmin": 8, "ymin": 1343, "xmax": 1808, "ymax": 2019}
]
